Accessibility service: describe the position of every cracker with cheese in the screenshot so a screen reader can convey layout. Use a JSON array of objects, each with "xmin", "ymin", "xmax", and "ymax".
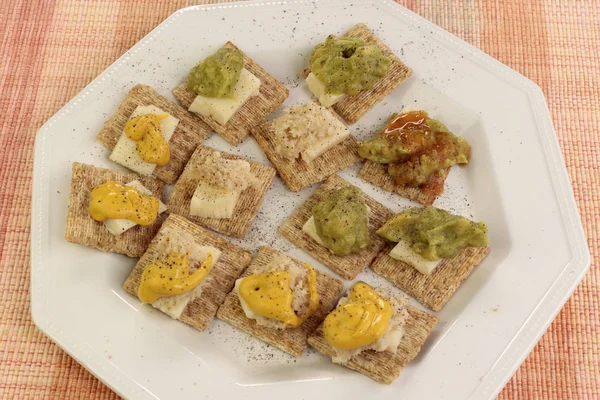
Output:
[
  {"xmin": 167, "ymin": 145, "xmax": 276, "ymax": 238},
  {"xmin": 302, "ymin": 23, "xmax": 412, "ymax": 124},
  {"xmin": 251, "ymin": 101, "xmax": 360, "ymax": 192},
  {"xmin": 97, "ymin": 84, "xmax": 211, "ymax": 184},
  {"xmin": 371, "ymin": 244, "xmax": 490, "ymax": 311},
  {"xmin": 65, "ymin": 162, "xmax": 165, "ymax": 258},
  {"xmin": 122, "ymin": 214, "xmax": 252, "ymax": 331},
  {"xmin": 216, "ymin": 246, "xmax": 343, "ymax": 357},
  {"xmin": 308, "ymin": 304, "xmax": 438, "ymax": 384},
  {"xmin": 173, "ymin": 42, "xmax": 289, "ymax": 146},
  {"xmin": 279, "ymin": 175, "xmax": 393, "ymax": 280}
]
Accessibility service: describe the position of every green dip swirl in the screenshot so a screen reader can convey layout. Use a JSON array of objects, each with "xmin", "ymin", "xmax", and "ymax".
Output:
[
  {"xmin": 187, "ymin": 47, "xmax": 244, "ymax": 98},
  {"xmin": 312, "ymin": 186, "xmax": 371, "ymax": 256},
  {"xmin": 310, "ymin": 35, "xmax": 391, "ymax": 95}
]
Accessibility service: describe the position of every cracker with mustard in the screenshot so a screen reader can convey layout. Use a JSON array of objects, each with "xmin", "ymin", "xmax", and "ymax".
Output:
[
  {"xmin": 122, "ymin": 214, "xmax": 252, "ymax": 331},
  {"xmin": 97, "ymin": 84, "xmax": 211, "ymax": 184},
  {"xmin": 65, "ymin": 162, "xmax": 166, "ymax": 258},
  {"xmin": 216, "ymin": 246, "xmax": 343, "ymax": 357}
]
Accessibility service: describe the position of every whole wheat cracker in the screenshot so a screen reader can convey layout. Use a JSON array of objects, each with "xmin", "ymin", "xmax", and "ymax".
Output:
[
  {"xmin": 65, "ymin": 162, "xmax": 164, "ymax": 258},
  {"xmin": 122, "ymin": 214, "xmax": 252, "ymax": 331},
  {"xmin": 371, "ymin": 244, "xmax": 491, "ymax": 311},
  {"xmin": 302, "ymin": 23, "xmax": 412, "ymax": 124},
  {"xmin": 359, "ymin": 161, "xmax": 449, "ymax": 205},
  {"xmin": 96, "ymin": 84, "xmax": 212, "ymax": 184},
  {"xmin": 166, "ymin": 145, "xmax": 276, "ymax": 238},
  {"xmin": 308, "ymin": 304, "xmax": 438, "ymax": 384},
  {"xmin": 173, "ymin": 42, "xmax": 289, "ymax": 146},
  {"xmin": 250, "ymin": 104, "xmax": 361, "ymax": 192},
  {"xmin": 216, "ymin": 246, "xmax": 343, "ymax": 357},
  {"xmin": 279, "ymin": 175, "xmax": 393, "ymax": 280}
]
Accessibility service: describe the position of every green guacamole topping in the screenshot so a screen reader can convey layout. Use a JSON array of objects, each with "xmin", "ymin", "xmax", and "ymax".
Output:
[
  {"xmin": 377, "ymin": 206, "xmax": 489, "ymax": 261},
  {"xmin": 187, "ymin": 47, "xmax": 244, "ymax": 98},
  {"xmin": 358, "ymin": 111, "xmax": 471, "ymax": 186},
  {"xmin": 312, "ymin": 186, "xmax": 371, "ymax": 256},
  {"xmin": 310, "ymin": 35, "xmax": 392, "ymax": 95}
]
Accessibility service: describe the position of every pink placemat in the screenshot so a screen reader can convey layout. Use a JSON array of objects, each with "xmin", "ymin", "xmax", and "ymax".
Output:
[{"xmin": 0, "ymin": 0, "xmax": 597, "ymax": 398}]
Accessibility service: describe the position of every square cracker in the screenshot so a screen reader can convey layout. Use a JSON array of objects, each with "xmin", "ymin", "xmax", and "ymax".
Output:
[
  {"xmin": 251, "ymin": 108, "xmax": 361, "ymax": 192},
  {"xmin": 65, "ymin": 162, "xmax": 164, "ymax": 258},
  {"xmin": 167, "ymin": 145, "xmax": 276, "ymax": 238},
  {"xmin": 308, "ymin": 304, "xmax": 438, "ymax": 384},
  {"xmin": 279, "ymin": 175, "xmax": 393, "ymax": 280},
  {"xmin": 302, "ymin": 23, "xmax": 412, "ymax": 124},
  {"xmin": 371, "ymin": 244, "xmax": 491, "ymax": 311},
  {"xmin": 96, "ymin": 84, "xmax": 212, "ymax": 184},
  {"xmin": 122, "ymin": 214, "xmax": 252, "ymax": 331},
  {"xmin": 216, "ymin": 246, "xmax": 344, "ymax": 357},
  {"xmin": 172, "ymin": 42, "xmax": 289, "ymax": 146},
  {"xmin": 359, "ymin": 161, "xmax": 449, "ymax": 205}
]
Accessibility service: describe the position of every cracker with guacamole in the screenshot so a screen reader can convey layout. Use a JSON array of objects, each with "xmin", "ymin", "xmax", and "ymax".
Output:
[
  {"xmin": 280, "ymin": 175, "xmax": 393, "ymax": 280},
  {"xmin": 173, "ymin": 42, "xmax": 289, "ymax": 146},
  {"xmin": 371, "ymin": 206, "xmax": 491, "ymax": 311},
  {"xmin": 302, "ymin": 23, "xmax": 412, "ymax": 124}
]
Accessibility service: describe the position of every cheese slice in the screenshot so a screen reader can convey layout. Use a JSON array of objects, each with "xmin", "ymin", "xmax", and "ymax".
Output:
[
  {"xmin": 151, "ymin": 246, "xmax": 222, "ymax": 319},
  {"xmin": 103, "ymin": 180, "xmax": 167, "ymax": 236},
  {"xmin": 301, "ymin": 109, "xmax": 350, "ymax": 163},
  {"xmin": 109, "ymin": 105, "xmax": 179, "ymax": 176},
  {"xmin": 190, "ymin": 181, "xmax": 242, "ymax": 219},
  {"xmin": 306, "ymin": 72, "xmax": 346, "ymax": 107},
  {"xmin": 301, "ymin": 216, "xmax": 325, "ymax": 246},
  {"xmin": 389, "ymin": 241, "xmax": 441, "ymax": 275},
  {"xmin": 188, "ymin": 68, "xmax": 261, "ymax": 125}
]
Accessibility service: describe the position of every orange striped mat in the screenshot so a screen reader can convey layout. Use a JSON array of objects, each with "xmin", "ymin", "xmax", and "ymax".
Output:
[{"xmin": 1, "ymin": 0, "xmax": 597, "ymax": 398}]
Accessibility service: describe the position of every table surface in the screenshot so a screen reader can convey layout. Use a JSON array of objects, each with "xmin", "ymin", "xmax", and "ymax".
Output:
[{"xmin": 1, "ymin": 0, "xmax": 598, "ymax": 398}]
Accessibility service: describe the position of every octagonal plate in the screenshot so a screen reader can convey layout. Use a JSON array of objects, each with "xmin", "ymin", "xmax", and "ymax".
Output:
[{"xmin": 31, "ymin": 1, "xmax": 589, "ymax": 399}]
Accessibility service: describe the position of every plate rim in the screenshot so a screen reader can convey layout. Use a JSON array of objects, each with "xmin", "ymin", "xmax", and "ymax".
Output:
[{"xmin": 30, "ymin": 1, "xmax": 591, "ymax": 399}]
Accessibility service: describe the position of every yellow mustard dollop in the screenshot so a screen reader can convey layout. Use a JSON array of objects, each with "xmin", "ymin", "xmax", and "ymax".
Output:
[
  {"xmin": 138, "ymin": 251, "xmax": 213, "ymax": 303},
  {"xmin": 239, "ymin": 263, "xmax": 319, "ymax": 327},
  {"xmin": 323, "ymin": 282, "xmax": 392, "ymax": 350},
  {"xmin": 125, "ymin": 114, "xmax": 171, "ymax": 166},
  {"xmin": 89, "ymin": 181, "xmax": 159, "ymax": 225}
]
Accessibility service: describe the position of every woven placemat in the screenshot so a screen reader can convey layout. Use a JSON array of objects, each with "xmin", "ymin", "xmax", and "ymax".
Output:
[{"xmin": 1, "ymin": 0, "xmax": 597, "ymax": 398}]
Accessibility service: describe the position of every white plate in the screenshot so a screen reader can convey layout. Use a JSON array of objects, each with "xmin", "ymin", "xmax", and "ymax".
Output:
[{"xmin": 31, "ymin": 1, "xmax": 590, "ymax": 399}]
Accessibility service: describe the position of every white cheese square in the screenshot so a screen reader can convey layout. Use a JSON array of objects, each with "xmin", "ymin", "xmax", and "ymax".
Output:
[
  {"xmin": 305, "ymin": 72, "xmax": 346, "ymax": 107},
  {"xmin": 109, "ymin": 105, "xmax": 179, "ymax": 176},
  {"xmin": 301, "ymin": 105, "xmax": 350, "ymax": 163},
  {"xmin": 389, "ymin": 241, "xmax": 441, "ymax": 275},
  {"xmin": 189, "ymin": 181, "xmax": 242, "ymax": 220}
]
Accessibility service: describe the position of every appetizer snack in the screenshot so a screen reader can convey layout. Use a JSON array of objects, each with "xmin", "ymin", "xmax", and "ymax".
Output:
[
  {"xmin": 359, "ymin": 110, "xmax": 471, "ymax": 204},
  {"xmin": 123, "ymin": 214, "xmax": 252, "ymax": 331},
  {"xmin": 302, "ymin": 23, "xmax": 412, "ymax": 123},
  {"xmin": 65, "ymin": 162, "xmax": 165, "ymax": 257},
  {"xmin": 167, "ymin": 145, "xmax": 276, "ymax": 238},
  {"xmin": 97, "ymin": 84, "xmax": 211, "ymax": 184},
  {"xmin": 251, "ymin": 101, "xmax": 360, "ymax": 192},
  {"xmin": 217, "ymin": 246, "xmax": 343, "ymax": 357},
  {"xmin": 280, "ymin": 175, "xmax": 393, "ymax": 279},
  {"xmin": 173, "ymin": 43, "xmax": 289, "ymax": 146},
  {"xmin": 308, "ymin": 282, "xmax": 438, "ymax": 384},
  {"xmin": 372, "ymin": 206, "xmax": 490, "ymax": 311}
]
